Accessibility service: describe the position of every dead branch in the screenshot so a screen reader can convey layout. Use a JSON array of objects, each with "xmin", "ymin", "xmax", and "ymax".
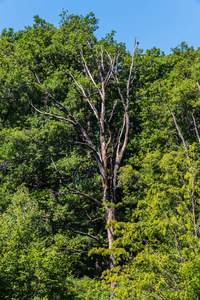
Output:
[
  {"xmin": 116, "ymin": 114, "xmax": 126, "ymax": 157},
  {"xmin": 80, "ymin": 48, "xmax": 104, "ymax": 100},
  {"xmin": 192, "ymin": 110, "xmax": 200, "ymax": 144},
  {"xmin": 64, "ymin": 185, "xmax": 101, "ymax": 205},
  {"xmin": 173, "ymin": 231, "xmax": 183, "ymax": 263},
  {"xmin": 108, "ymin": 100, "xmax": 117, "ymax": 123},
  {"xmin": 68, "ymin": 70, "xmax": 100, "ymax": 121},
  {"xmin": 30, "ymin": 101, "xmax": 75, "ymax": 125},
  {"xmin": 106, "ymin": 51, "xmax": 126, "ymax": 110},
  {"xmin": 127, "ymin": 36, "xmax": 139, "ymax": 105},
  {"xmin": 87, "ymin": 42, "xmax": 104, "ymax": 84},
  {"xmin": 67, "ymin": 227, "xmax": 102, "ymax": 243},
  {"xmin": 61, "ymin": 248, "xmax": 88, "ymax": 253},
  {"xmin": 169, "ymin": 106, "xmax": 189, "ymax": 158},
  {"xmin": 196, "ymin": 82, "xmax": 200, "ymax": 93}
]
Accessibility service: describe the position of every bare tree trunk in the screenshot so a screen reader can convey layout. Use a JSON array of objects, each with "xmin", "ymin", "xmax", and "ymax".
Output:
[{"xmin": 106, "ymin": 205, "xmax": 115, "ymax": 267}]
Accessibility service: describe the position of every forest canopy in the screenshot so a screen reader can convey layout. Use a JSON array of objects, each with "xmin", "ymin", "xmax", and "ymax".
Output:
[{"xmin": 1, "ymin": 11, "xmax": 200, "ymax": 300}]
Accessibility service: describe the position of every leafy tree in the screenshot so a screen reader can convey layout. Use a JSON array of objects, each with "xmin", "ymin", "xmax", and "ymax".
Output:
[
  {"xmin": 102, "ymin": 44, "xmax": 200, "ymax": 299},
  {"xmin": 0, "ymin": 187, "xmax": 82, "ymax": 299},
  {"xmin": 2, "ymin": 10, "xmax": 200, "ymax": 299}
]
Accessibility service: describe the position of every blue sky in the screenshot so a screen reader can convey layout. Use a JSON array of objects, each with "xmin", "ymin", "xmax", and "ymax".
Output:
[{"xmin": 0, "ymin": 0, "xmax": 200, "ymax": 54}]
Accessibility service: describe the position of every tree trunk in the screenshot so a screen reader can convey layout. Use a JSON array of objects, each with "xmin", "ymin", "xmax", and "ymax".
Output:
[
  {"xmin": 106, "ymin": 205, "xmax": 115, "ymax": 267},
  {"xmin": 102, "ymin": 180, "xmax": 115, "ymax": 268}
]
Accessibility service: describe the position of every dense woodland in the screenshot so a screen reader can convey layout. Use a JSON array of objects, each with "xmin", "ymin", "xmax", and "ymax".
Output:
[{"xmin": 1, "ymin": 11, "xmax": 200, "ymax": 299}]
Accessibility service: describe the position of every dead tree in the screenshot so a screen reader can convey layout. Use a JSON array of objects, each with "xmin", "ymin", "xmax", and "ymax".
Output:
[{"xmin": 31, "ymin": 40, "xmax": 139, "ymax": 271}]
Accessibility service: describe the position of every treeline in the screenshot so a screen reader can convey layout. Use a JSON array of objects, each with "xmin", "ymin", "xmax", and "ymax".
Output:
[{"xmin": 1, "ymin": 11, "xmax": 200, "ymax": 299}]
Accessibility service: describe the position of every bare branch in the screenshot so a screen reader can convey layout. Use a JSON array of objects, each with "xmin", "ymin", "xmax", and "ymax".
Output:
[
  {"xmin": 163, "ymin": 129, "xmax": 179, "ymax": 135},
  {"xmin": 169, "ymin": 106, "xmax": 189, "ymax": 158},
  {"xmin": 67, "ymin": 227, "xmax": 101, "ymax": 243},
  {"xmin": 111, "ymin": 40, "xmax": 139, "ymax": 202},
  {"xmin": 192, "ymin": 110, "xmax": 200, "ymax": 144},
  {"xmin": 87, "ymin": 43, "xmax": 104, "ymax": 84},
  {"xmin": 30, "ymin": 102, "xmax": 76, "ymax": 125},
  {"xmin": 106, "ymin": 51, "xmax": 126, "ymax": 110},
  {"xmin": 108, "ymin": 100, "xmax": 117, "ymax": 123},
  {"xmin": 173, "ymin": 231, "xmax": 183, "ymax": 263},
  {"xmin": 101, "ymin": 45, "xmax": 105, "ymax": 74},
  {"xmin": 61, "ymin": 248, "xmax": 88, "ymax": 253},
  {"xmin": 117, "ymin": 114, "xmax": 126, "ymax": 157},
  {"xmin": 80, "ymin": 48, "xmax": 104, "ymax": 100},
  {"xmin": 63, "ymin": 184, "xmax": 101, "ymax": 205},
  {"xmin": 87, "ymin": 217, "xmax": 103, "ymax": 223},
  {"xmin": 127, "ymin": 36, "xmax": 139, "ymax": 105},
  {"xmin": 104, "ymin": 54, "xmax": 116, "ymax": 86},
  {"xmin": 68, "ymin": 70, "xmax": 100, "ymax": 121},
  {"xmin": 105, "ymin": 119, "xmax": 112, "ymax": 149},
  {"xmin": 104, "ymin": 67, "xmax": 113, "ymax": 86},
  {"xmin": 196, "ymin": 82, "xmax": 200, "ymax": 92}
]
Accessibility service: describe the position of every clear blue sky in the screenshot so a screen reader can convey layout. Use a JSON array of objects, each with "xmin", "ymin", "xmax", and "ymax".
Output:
[{"xmin": 0, "ymin": 0, "xmax": 200, "ymax": 54}]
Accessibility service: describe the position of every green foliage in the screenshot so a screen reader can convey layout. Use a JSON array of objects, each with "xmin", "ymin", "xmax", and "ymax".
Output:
[
  {"xmin": 103, "ymin": 146, "xmax": 200, "ymax": 299},
  {"xmin": 1, "ymin": 9, "xmax": 200, "ymax": 300},
  {"xmin": 0, "ymin": 187, "xmax": 80, "ymax": 299}
]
